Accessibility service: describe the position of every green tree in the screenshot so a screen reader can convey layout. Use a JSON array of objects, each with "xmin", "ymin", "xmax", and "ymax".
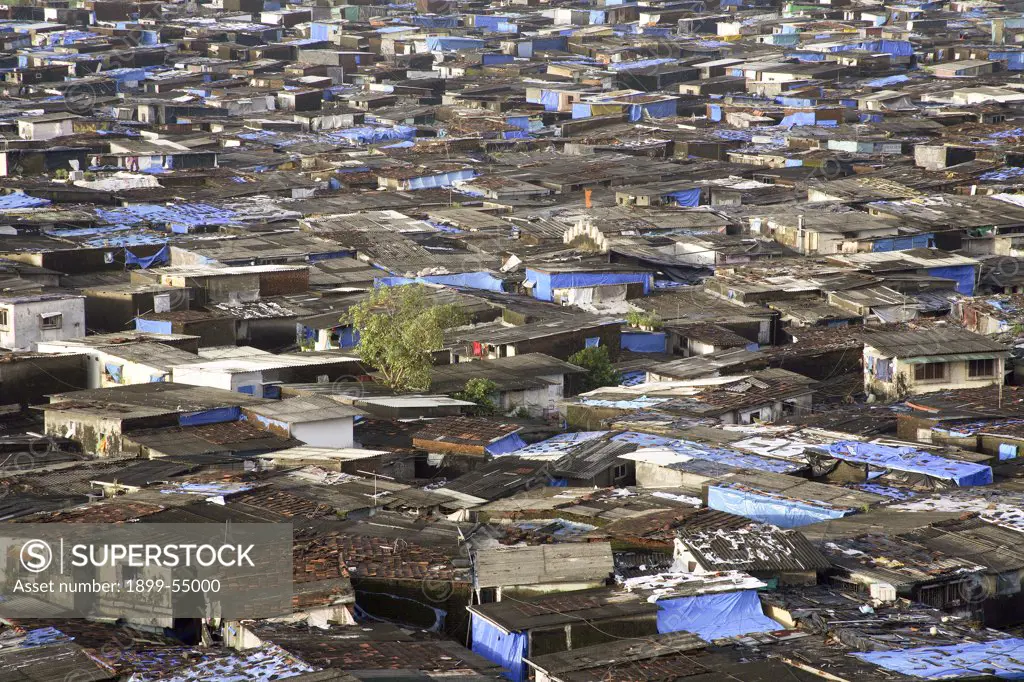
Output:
[
  {"xmin": 454, "ymin": 378, "xmax": 498, "ymax": 416},
  {"xmin": 568, "ymin": 346, "xmax": 621, "ymax": 391},
  {"xmin": 349, "ymin": 284, "xmax": 466, "ymax": 392}
]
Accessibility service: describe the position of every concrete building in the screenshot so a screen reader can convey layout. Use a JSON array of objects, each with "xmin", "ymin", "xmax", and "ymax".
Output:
[
  {"xmin": 864, "ymin": 329, "xmax": 1010, "ymax": 400},
  {"xmin": 0, "ymin": 294, "xmax": 86, "ymax": 351}
]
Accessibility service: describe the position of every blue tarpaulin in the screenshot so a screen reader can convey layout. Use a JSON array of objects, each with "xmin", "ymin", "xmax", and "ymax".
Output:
[
  {"xmin": 829, "ymin": 40, "xmax": 913, "ymax": 56},
  {"xmin": 410, "ymin": 14, "xmax": 459, "ymax": 28},
  {"xmin": 486, "ymin": 433, "xmax": 528, "ymax": 456},
  {"xmin": 656, "ymin": 590, "xmax": 780, "ymax": 641},
  {"xmin": 525, "ymin": 269, "xmax": 651, "ymax": 301},
  {"xmin": 657, "ymin": 440, "xmax": 805, "ymax": 474},
  {"xmin": 785, "ymin": 51, "xmax": 827, "ymax": 62},
  {"xmin": 989, "ymin": 51, "xmax": 1024, "ymax": 71},
  {"xmin": 778, "ymin": 111, "xmax": 816, "ymax": 128},
  {"xmin": 404, "ymin": 168, "xmax": 475, "ymax": 189},
  {"xmin": 866, "ymin": 73, "xmax": 911, "ymax": 87},
  {"xmin": 470, "ymin": 615, "xmax": 528, "ymax": 681},
  {"xmin": 332, "ymin": 125, "xmax": 416, "ymax": 145},
  {"xmin": 634, "ymin": 98, "xmax": 676, "ymax": 120},
  {"xmin": 97, "ymin": 203, "xmax": 238, "ymax": 229},
  {"xmin": 853, "ymin": 639, "xmax": 1024, "ymax": 679},
  {"xmin": 375, "ymin": 272, "xmax": 504, "ymax": 292},
  {"xmin": 607, "ymin": 58, "xmax": 675, "ymax": 71},
  {"xmin": 125, "ymin": 244, "xmax": 169, "ymax": 269},
  {"xmin": 426, "ymin": 36, "xmax": 485, "ymax": 51},
  {"xmin": 621, "ymin": 332, "xmax": 666, "ymax": 353},
  {"xmin": 104, "ymin": 363, "xmax": 123, "ymax": 384},
  {"xmin": 179, "ymin": 406, "xmax": 241, "ymax": 427},
  {"xmin": 505, "ymin": 431, "xmax": 608, "ymax": 458},
  {"xmin": 135, "ymin": 318, "xmax": 173, "ymax": 334},
  {"xmin": 707, "ymin": 485, "xmax": 851, "ymax": 528},
  {"xmin": 0, "ymin": 192, "xmax": 50, "ymax": 209},
  {"xmin": 826, "ymin": 441, "xmax": 993, "ymax": 486},
  {"xmin": 871, "ymin": 234, "xmax": 933, "ymax": 251},
  {"xmin": 927, "ymin": 265, "xmax": 976, "ymax": 295},
  {"xmin": 667, "ymin": 188, "xmax": 701, "ymax": 207},
  {"xmin": 536, "ymin": 90, "xmax": 561, "ymax": 111}
]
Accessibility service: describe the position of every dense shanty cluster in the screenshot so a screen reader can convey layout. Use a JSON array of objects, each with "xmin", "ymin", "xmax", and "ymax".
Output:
[{"xmin": 7, "ymin": 0, "xmax": 1024, "ymax": 679}]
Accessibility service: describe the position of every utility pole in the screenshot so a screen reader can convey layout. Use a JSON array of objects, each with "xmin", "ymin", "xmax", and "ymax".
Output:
[{"xmin": 357, "ymin": 469, "xmax": 395, "ymax": 509}]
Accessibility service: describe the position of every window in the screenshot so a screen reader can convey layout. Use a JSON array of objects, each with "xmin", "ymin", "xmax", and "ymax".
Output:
[
  {"xmin": 968, "ymin": 359, "xmax": 996, "ymax": 378},
  {"xmin": 0, "ymin": 309, "xmax": 7, "ymax": 328},
  {"xmin": 39, "ymin": 313, "xmax": 62, "ymax": 330},
  {"xmin": 914, "ymin": 362, "xmax": 946, "ymax": 382},
  {"xmin": 613, "ymin": 463, "xmax": 628, "ymax": 480}
]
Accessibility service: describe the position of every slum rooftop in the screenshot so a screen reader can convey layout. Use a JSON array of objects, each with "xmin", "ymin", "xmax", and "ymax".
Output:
[{"xmin": 8, "ymin": 0, "xmax": 1024, "ymax": 679}]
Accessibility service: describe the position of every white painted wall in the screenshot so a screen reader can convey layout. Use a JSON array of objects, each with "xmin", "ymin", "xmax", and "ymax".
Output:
[
  {"xmin": 292, "ymin": 418, "xmax": 355, "ymax": 449},
  {"xmin": 34, "ymin": 343, "xmax": 171, "ymax": 388},
  {"xmin": 19, "ymin": 118, "xmax": 74, "ymax": 141},
  {"xmin": 172, "ymin": 365, "xmax": 253, "ymax": 393},
  {"xmin": 0, "ymin": 297, "xmax": 85, "ymax": 351}
]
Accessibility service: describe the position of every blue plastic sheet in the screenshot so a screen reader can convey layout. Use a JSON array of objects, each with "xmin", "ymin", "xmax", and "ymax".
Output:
[
  {"xmin": 612, "ymin": 432, "xmax": 674, "ymax": 447},
  {"xmin": 826, "ymin": 441, "xmax": 993, "ymax": 486},
  {"xmin": 508, "ymin": 431, "xmax": 608, "ymax": 457},
  {"xmin": 665, "ymin": 440, "xmax": 805, "ymax": 474},
  {"xmin": 707, "ymin": 485, "xmax": 850, "ymax": 528},
  {"xmin": 179, "ymin": 406, "xmax": 241, "ymax": 427},
  {"xmin": 927, "ymin": 265, "xmax": 976, "ymax": 295},
  {"xmin": 786, "ymin": 51, "xmax": 827, "ymax": 62},
  {"xmin": 474, "ymin": 14, "xmax": 514, "ymax": 31},
  {"xmin": 989, "ymin": 51, "xmax": 1024, "ymax": 70},
  {"xmin": 866, "ymin": 73, "xmax": 911, "ymax": 87},
  {"xmin": 104, "ymin": 363, "xmax": 123, "ymax": 384},
  {"xmin": 608, "ymin": 58, "xmax": 675, "ymax": 71},
  {"xmin": 376, "ymin": 272, "xmax": 503, "ymax": 292},
  {"xmin": 333, "ymin": 125, "xmax": 416, "ymax": 145},
  {"xmin": 621, "ymin": 332, "xmax": 666, "ymax": 353},
  {"xmin": 571, "ymin": 103, "xmax": 594, "ymax": 119},
  {"xmin": 21, "ymin": 627, "xmax": 68, "ymax": 647},
  {"xmin": 778, "ymin": 112, "xmax": 816, "ymax": 128},
  {"xmin": 410, "ymin": 15, "xmax": 459, "ymax": 28},
  {"xmin": 135, "ymin": 318, "xmax": 173, "ymax": 334},
  {"xmin": 97, "ymin": 203, "xmax": 237, "ymax": 228},
  {"xmin": 310, "ymin": 22, "xmax": 329, "ymax": 40},
  {"xmin": 125, "ymin": 244, "xmax": 169, "ymax": 269},
  {"xmin": 656, "ymin": 590, "xmax": 780, "ymax": 641},
  {"xmin": 525, "ymin": 269, "xmax": 651, "ymax": 301},
  {"xmin": 642, "ymin": 99, "xmax": 678, "ymax": 119},
  {"xmin": 620, "ymin": 370, "xmax": 646, "ymax": 386},
  {"xmin": 405, "ymin": 169, "xmax": 475, "ymax": 189},
  {"xmin": 486, "ymin": 433, "xmax": 527, "ymax": 456},
  {"xmin": 853, "ymin": 639, "xmax": 1024, "ymax": 679},
  {"xmin": 426, "ymin": 36, "xmax": 485, "ymax": 51},
  {"xmin": 0, "ymin": 193, "xmax": 50, "ymax": 209},
  {"xmin": 471, "ymin": 615, "xmax": 528, "ymax": 681},
  {"xmin": 871, "ymin": 234, "xmax": 933, "ymax": 252},
  {"xmin": 830, "ymin": 40, "xmax": 913, "ymax": 56},
  {"xmin": 667, "ymin": 188, "xmax": 701, "ymax": 207}
]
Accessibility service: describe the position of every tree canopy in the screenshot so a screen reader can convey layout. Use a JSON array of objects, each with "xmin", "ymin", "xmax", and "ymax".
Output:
[
  {"xmin": 350, "ymin": 285, "xmax": 466, "ymax": 393},
  {"xmin": 568, "ymin": 346, "xmax": 621, "ymax": 391},
  {"xmin": 453, "ymin": 378, "xmax": 498, "ymax": 416}
]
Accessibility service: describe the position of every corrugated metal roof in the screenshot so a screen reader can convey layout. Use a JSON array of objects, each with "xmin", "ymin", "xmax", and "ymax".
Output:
[
  {"xmin": 474, "ymin": 542, "xmax": 614, "ymax": 588},
  {"xmin": 681, "ymin": 524, "xmax": 830, "ymax": 573}
]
